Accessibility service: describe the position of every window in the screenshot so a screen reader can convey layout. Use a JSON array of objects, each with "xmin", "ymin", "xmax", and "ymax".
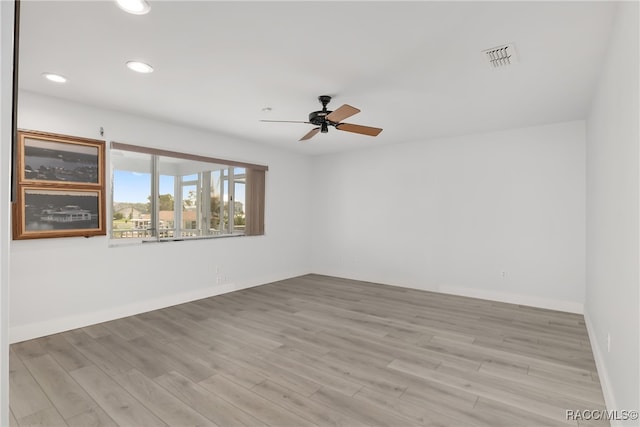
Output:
[{"xmin": 111, "ymin": 143, "xmax": 266, "ymax": 242}]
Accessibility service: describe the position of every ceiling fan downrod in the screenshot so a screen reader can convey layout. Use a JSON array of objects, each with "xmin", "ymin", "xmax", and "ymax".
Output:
[{"xmin": 318, "ymin": 95, "xmax": 332, "ymax": 111}]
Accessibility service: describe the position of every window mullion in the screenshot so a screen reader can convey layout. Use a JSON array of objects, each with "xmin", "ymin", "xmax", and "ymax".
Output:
[
  {"xmin": 202, "ymin": 171, "xmax": 211, "ymax": 236},
  {"xmin": 150, "ymin": 155, "xmax": 159, "ymax": 241},
  {"xmin": 175, "ymin": 175, "xmax": 183, "ymax": 238},
  {"xmin": 219, "ymin": 171, "xmax": 224, "ymax": 233},
  {"xmin": 228, "ymin": 168, "xmax": 235, "ymax": 234},
  {"xmin": 196, "ymin": 173, "xmax": 203, "ymax": 236}
]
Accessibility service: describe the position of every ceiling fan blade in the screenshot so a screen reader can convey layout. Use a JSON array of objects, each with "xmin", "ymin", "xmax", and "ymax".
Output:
[
  {"xmin": 260, "ymin": 120, "xmax": 311, "ymax": 124},
  {"xmin": 299, "ymin": 127, "xmax": 320, "ymax": 141},
  {"xmin": 335, "ymin": 123, "xmax": 383, "ymax": 137},
  {"xmin": 326, "ymin": 104, "xmax": 360, "ymax": 123}
]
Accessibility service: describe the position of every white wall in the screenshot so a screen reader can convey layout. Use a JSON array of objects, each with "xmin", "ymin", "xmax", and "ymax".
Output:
[
  {"xmin": 311, "ymin": 121, "xmax": 586, "ymax": 313},
  {"xmin": 0, "ymin": 2, "xmax": 15, "ymax": 425},
  {"xmin": 585, "ymin": 1, "xmax": 639, "ymax": 420},
  {"xmin": 10, "ymin": 91, "xmax": 312, "ymax": 342}
]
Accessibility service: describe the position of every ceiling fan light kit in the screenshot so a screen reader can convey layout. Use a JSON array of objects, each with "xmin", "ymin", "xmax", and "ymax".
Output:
[{"xmin": 261, "ymin": 95, "xmax": 383, "ymax": 142}]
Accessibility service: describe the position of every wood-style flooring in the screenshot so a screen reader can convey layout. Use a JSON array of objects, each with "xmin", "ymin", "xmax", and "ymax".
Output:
[{"xmin": 9, "ymin": 274, "xmax": 607, "ymax": 426}]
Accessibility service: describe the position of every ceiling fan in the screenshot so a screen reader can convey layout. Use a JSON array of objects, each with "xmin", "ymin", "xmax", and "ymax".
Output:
[{"xmin": 261, "ymin": 95, "xmax": 383, "ymax": 141}]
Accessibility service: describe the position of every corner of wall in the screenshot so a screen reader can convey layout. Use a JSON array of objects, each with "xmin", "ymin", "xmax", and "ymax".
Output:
[{"xmin": 583, "ymin": 309, "xmax": 618, "ymax": 414}]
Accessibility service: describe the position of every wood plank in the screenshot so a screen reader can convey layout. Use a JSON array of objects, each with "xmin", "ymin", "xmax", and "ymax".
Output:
[
  {"xmin": 478, "ymin": 359, "xmax": 605, "ymax": 405},
  {"xmin": 22, "ymin": 354, "xmax": 95, "ymax": 419},
  {"xmin": 11, "ymin": 340, "xmax": 47, "ymax": 361},
  {"xmin": 473, "ymin": 397, "xmax": 571, "ymax": 427},
  {"xmin": 275, "ymin": 345, "xmax": 406, "ymax": 397},
  {"xmin": 101, "ymin": 317, "xmax": 146, "ymax": 341},
  {"xmin": 310, "ymin": 386, "xmax": 414, "ymax": 427},
  {"xmin": 80, "ymin": 324, "xmax": 111, "ymax": 339},
  {"xmin": 9, "ymin": 409, "xmax": 18, "ymax": 427},
  {"xmin": 69, "ymin": 365, "xmax": 167, "ymax": 427},
  {"xmin": 353, "ymin": 386, "xmax": 466, "ymax": 427},
  {"xmin": 528, "ymin": 363, "xmax": 600, "ymax": 387},
  {"xmin": 17, "ymin": 407, "xmax": 67, "ymax": 427},
  {"xmin": 128, "ymin": 335, "xmax": 216, "ymax": 382},
  {"xmin": 198, "ymin": 317, "xmax": 284, "ymax": 351},
  {"xmin": 253, "ymin": 380, "xmax": 371, "ymax": 427},
  {"xmin": 63, "ymin": 331, "xmax": 134, "ymax": 377},
  {"xmin": 112, "ymin": 369, "xmax": 217, "ymax": 427},
  {"xmin": 388, "ymin": 358, "xmax": 579, "ymax": 424},
  {"xmin": 9, "ymin": 350, "xmax": 52, "ymax": 419},
  {"xmin": 169, "ymin": 336, "xmax": 268, "ymax": 389},
  {"xmin": 259, "ymin": 348, "xmax": 363, "ymax": 396},
  {"xmin": 155, "ymin": 371, "xmax": 266, "ymax": 427},
  {"xmin": 95, "ymin": 334, "xmax": 171, "ymax": 378},
  {"xmin": 214, "ymin": 348, "xmax": 322, "ymax": 397},
  {"xmin": 66, "ymin": 406, "xmax": 118, "ymax": 427},
  {"xmin": 199, "ymin": 374, "xmax": 317, "ymax": 427},
  {"xmin": 37, "ymin": 334, "xmax": 92, "ymax": 372}
]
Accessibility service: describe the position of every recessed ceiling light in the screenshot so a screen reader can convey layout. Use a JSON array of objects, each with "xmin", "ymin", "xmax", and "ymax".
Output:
[
  {"xmin": 42, "ymin": 73, "xmax": 67, "ymax": 83},
  {"xmin": 115, "ymin": 0, "xmax": 150, "ymax": 15},
  {"xmin": 126, "ymin": 61, "xmax": 154, "ymax": 74}
]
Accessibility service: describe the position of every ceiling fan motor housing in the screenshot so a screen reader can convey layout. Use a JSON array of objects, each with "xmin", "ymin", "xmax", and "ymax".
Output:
[
  {"xmin": 309, "ymin": 94, "xmax": 335, "ymax": 130},
  {"xmin": 308, "ymin": 110, "xmax": 333, "ymax": 126}
]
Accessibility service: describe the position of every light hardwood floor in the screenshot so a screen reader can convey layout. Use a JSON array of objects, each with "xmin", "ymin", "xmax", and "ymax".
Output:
[{"xmin": 10, "ymin": 274, "xmax": 607, "ymax": 427}]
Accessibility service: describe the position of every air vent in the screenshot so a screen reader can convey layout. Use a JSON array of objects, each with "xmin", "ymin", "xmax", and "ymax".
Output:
[{"xmin": 482, "ymin": 43, "xmax": 518, "ymax": 68}]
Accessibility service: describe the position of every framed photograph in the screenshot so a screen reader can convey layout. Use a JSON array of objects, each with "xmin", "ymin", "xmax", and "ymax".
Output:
[
  {"xmin": 13, "ymin": 130, "xmax": 106, "ymax": 240},
  {"xmin": 13, "ymin": 187, "xmax": 105, "ymax": 239},
  {"xmin": 17, "ymin": 130, "xmax": 104, "ymax": 186}
]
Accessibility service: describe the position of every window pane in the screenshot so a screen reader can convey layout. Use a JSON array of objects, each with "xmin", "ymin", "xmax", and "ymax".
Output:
[
  {"xmin": 233, "ymin": 167, "xmax": 246, "ymax": 233},
  {"xmin": 222, "ymin": 176, "xmax": 230, "ymax": 232},
  {"xmin": 181, "ymin": 183, "xmax": 198, "ymax": 236},
  {"xmin": 158, "ymin": 175, "xmax": 175, "ymax": 238},
  {"xmin": 209, "ymin": 169, "xmax": 222, "ymax": 234},
  {"xmin": 111, "ymin": 150, "xmax": 153, "ymax": 239}
]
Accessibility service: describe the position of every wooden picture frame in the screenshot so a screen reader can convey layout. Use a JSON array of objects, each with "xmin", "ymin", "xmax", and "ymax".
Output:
[
  {"xmin": 13, "ymin": 130, "xmax": 106, "ymax": 240},
  {"xmin": 17, "ymin": 130, "xmax": 104, "ymax": 186},
  {"xmin": 13, "ymin": 187, "xmax": 105, "ymax": 239}
]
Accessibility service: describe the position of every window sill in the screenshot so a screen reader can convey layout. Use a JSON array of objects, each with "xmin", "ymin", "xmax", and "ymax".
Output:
[{"xmin": 108, "ymin": 232, "xmax": 246, "ymax": 247}]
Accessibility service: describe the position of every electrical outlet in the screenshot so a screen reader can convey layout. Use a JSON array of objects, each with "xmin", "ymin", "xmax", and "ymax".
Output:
[
  {"xmin": 500, "ymin": 271, "xmax": 506, "ymax": 279},
  {"xmin": 216, "ymin": 266, "xmax": 222, "ymax": 284}
]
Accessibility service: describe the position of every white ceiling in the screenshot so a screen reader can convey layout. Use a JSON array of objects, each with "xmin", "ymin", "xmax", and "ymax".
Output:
[{"xmin": 18, "ymin": 1, "xmax": 617, "ymax": 155}]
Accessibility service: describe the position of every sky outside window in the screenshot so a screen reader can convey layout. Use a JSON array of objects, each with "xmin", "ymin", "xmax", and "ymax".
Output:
[{"xmin": 113, "ymin": 170, "xmax": 245, "ymax": 203}]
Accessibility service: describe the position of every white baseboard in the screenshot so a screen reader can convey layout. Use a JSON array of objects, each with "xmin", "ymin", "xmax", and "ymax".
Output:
[
  {"xmin": 436, "ymin": 284, "xmax": 584, "ymax": 314},
  {"xmin": 8, "ymin": 271, "xmax": 305, "ymax": 343},
  {"xmin": 583, "ymin": 310, "xmax": 619, "ymax": 422},
  {"xmin": 311, "ymin": 270, "xmax": 585, "ymax": 314}
]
